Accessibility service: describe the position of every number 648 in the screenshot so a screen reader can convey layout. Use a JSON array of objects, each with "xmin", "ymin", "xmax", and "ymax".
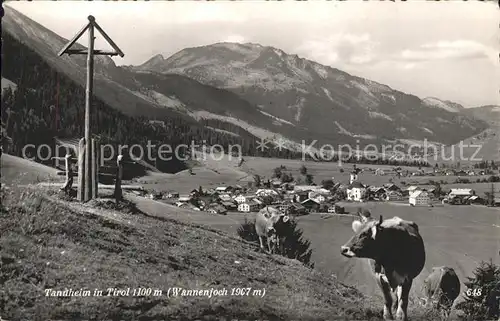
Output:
[{"xmin": 466, "ymin": 288, "xmax": 482, "ymax": 297}]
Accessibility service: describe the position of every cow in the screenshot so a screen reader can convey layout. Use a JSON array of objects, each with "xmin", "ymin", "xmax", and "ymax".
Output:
[
  {"xmin": 255, "ymin": 206, "xmax": 290, "ymax": 254},
  {"xmin": 341, "ymin": 215, "xmax": 426, "ymax": 321},
  {"xmin": 421, "ymin": 266, "xmax": 460, "ymax": 320},
  {"xmin": 357, "ymin": 208, "xmax": 372, "ymax": 222}
]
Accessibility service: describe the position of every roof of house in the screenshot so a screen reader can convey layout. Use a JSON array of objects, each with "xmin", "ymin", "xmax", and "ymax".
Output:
[
  {"xmin": 241, "ymin": 200, "xmax": 260, "ymax": 206},
  {"xmin": 410, "ymin": 190, "xmax": 428, "ymax": 198},
  {"xmin": 301, "ymin": 198, "xmax": 320, "ymax": 205},
  {"xmin": 449, "ymin": 188, "xmax": 473, "ymax": 195},
  {"xmin": 368, "ymin": 186, "xmax": 385, "ymax": 192},
  {"xmin": 348, "ymin": 181, "xmax": 365, "ymax": 189},
  {"xmin": 407, "ymin": 186, "xmax": 421, "ymax": 191}
]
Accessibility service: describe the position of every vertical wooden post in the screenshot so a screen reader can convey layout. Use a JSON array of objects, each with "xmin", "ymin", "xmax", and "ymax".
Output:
[
  {"xmin": 114, "ymin": 154, "xmax": 123, "ymax": 202},
  {"xmin": 61, "ymin": 153, "xmax": 74, "ymax": 194},
  {"xmin": 77, "ymin": 138, "xmax": 86, "ymax": 201},
  {"xmin": 84, "ymin": 17, "xmax": 95, "ymax": 202},
  {"xmin": 91, "ymin": 138, "xmax": 98, "ymax": 199}
]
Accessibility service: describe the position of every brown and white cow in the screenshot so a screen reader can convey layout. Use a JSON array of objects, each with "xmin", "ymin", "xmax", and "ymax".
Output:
[
  {"xmin": 255, "ymin": 206, "xmax": 289, "ymax": 254},
  {"xmin": 341, "ymin": 215, "xmax": 426, "ymax": 321},
  {"xmin": 421, "ymin": 266, "xmax": 460, "ymax": 320}
]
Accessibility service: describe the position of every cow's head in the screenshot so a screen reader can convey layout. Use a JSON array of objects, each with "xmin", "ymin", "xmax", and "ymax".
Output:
[
  {"xmin": 341, "ymin": 215, "xmax": 383, "ymax": 259},
  {"xmin": 265, "ymin": 206, "xmax": 290, "ymax": 224}
]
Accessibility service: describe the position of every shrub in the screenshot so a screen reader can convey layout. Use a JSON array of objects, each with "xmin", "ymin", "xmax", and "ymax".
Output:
[
  {"xmin": 237, "ymin": 217, "xmax": 314, "ymax": 268},
  {"xmin": 456, "ymin": 260, "xmax": 500, "ymax": 320}
]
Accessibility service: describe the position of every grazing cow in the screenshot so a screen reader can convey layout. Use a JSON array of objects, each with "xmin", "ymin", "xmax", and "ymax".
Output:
[
  {"xmin": 357, "ymin": 208, "xmax": 372, "ymax": 222},
  {"xmin": 422, "ymin": 266, "xmax": 460, "ymax": 320},
  {"xmin": 255, "ymin": 206, "xmax": 289, "ymax": 254},
  {"xmin": 341, "ymin": 215, "xmax": 426, "ymax": 321}
]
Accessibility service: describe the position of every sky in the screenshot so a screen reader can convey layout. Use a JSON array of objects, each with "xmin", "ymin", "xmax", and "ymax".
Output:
[{"xmin": 6, "ymin": 1, "xmax": 499, "ymax": 108}]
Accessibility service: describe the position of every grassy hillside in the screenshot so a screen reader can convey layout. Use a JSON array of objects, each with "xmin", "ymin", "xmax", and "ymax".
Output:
[{"xmin": 0, "ymin": 185, "xmax": 382, "ymax": 321}]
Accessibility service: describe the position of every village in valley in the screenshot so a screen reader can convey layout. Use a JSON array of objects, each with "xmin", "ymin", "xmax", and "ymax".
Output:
[{"xmin": 137, "ymin": 160, "xmax": 500, "ymax": 216}]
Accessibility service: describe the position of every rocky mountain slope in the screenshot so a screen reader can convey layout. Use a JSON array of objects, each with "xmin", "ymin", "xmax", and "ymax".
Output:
[{"xmin": 134, "ymin": 42, "xmax": 488, "ymax": 146}]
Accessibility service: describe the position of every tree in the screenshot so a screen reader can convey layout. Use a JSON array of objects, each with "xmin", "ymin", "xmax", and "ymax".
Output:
[
  {"xmin": 321, "ymin": 179, "xmax": 335, "ymax": 190},
  {"xmin": 253, "ymin": 174, "xmax": 261, "ymax": 187},
  {"xmin": 281, "ymin": 172, "xmax": 294, "ymax": 183},
  {"xmin": 456, "ymin": 260, "xmax": 500, "ymax": 320},
  {"xmin": 273, "ymin": 166, "xmax": 283, "ymax": 179},
  {"xmin": 305, "ymin": 174, "xmax": 314, "ymax": 185}
]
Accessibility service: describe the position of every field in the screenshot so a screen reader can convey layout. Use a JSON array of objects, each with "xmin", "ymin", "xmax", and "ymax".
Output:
[
  {"xmin": 133, "ymin": 197, "xmax": 500, "ymax": 305},
  {"xmin": 1, "ymin": 185, "xmax": 387, "ymax": 320}
]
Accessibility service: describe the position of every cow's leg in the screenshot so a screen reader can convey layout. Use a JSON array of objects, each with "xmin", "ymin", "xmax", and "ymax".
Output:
[
  {"xmin": 267, "ymin": 237, "xmax": 272, "ymax": 254},
  {"xmin": 258, "ymin": 235, "xmax": 265, "ymax": 252},
  {"xmin": 376, "ymin": 274, "xmax": 394, "ymax": 320},
  {"xmin": 392, "ymin": 290, "xmax": 399, "ymax": 313},
  {"xmin": 395, "ymin": 280, "xmax": 412, "ymax": 321}
]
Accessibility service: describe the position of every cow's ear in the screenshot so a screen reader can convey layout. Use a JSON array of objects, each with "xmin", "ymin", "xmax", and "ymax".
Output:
[
  {"xmin": 371, "ymin": 225, "xmax": 378, "ymax": 239},
  {"xmin": 352, "ymin": 220, "xmax": 363, "ymax": 233}
]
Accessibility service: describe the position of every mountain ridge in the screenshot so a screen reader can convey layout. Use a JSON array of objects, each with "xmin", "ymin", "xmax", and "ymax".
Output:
[
  {"xmin": 133, "ymin": 42, "xmax": 487, "ymax": 146},
  {"xmin": 4, "ymin": 6, "xmax": 489, "ymax": 154}
]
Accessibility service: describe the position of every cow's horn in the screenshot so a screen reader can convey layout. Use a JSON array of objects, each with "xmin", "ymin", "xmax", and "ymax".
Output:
[{"xmin": 378, "ymin": 215, "xmax": 383, "ymax": 226}]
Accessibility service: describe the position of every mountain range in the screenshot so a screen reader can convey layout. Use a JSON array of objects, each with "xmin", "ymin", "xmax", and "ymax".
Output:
[{"xmin": 3, "ymin": 6, "xmax": 495, "ymax": 156}]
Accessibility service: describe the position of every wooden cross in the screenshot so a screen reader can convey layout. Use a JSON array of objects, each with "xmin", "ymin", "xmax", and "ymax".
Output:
[{"xmin": 58, "ymin": 16, "xmax": 124, "ymax": 202}]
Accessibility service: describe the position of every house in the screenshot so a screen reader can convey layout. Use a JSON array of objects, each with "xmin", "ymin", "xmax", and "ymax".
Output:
[
  {"xmin": 449, "ymin": 188, "xmax": 475, "ymax": 198},
  {"xmin": 301, "ymin": 198, "xmax": 320, "ymax": 212},
  {"xmin": 207, "ymin": 204, "xmax": 227, "ymax": 215},
  {"xmin": 311, "ymin": 193, "xmax": 326, "ymax": 203},
  {"xmin": 256, "ymin": 189, "xmax": 279, "ymax": 197},
  {"xmin": 409, "ymin": 190, "xmax": 431, "ymax": 206},
  {"xmin": 367, "ymin": 186, "xmax": 387, "ymax": 200},
  {"xmin": 270, "ymin": 179, "xmax": 282, "ymax": 188},
  {"xmin": 385, "ymin": 191, "xmax": 403, "ymax": 201},
  {"xmin": 383, "ymin": 183, "xmax": 402, "ymax": 193},
  {"xmin": 178, "ymin": 195, "xmax": 191, "ymax": 202},
  {"xmin": 238, "ymin": 200, "xmax": 260, "ymax": 212},
  {"xmin": 221, "ymin": 201, "xmax": 238, "ymax": 210},
  {"xmin": 215, "ymin": 186, "xmax": 233, "ymax": 193},
  {"xmin": 147, "ymin": 191, "xmax": 162, "ymax": 200},
  {"xmin": 347, "ymin": 181, "xmax": 366, "ymax": 202},
  {"xmin": 234, "ymin": 194, "xmax": 255, "ymax": 204},
  {"xmin": 294, "ymin": 191, "xmax": 309, "ymax": 203},
  {"xmin": 218, "ymin": 193, "xmax": 233, "ymax": 202},
  {"xmin": 467, "ymin": 195, "xmax": 483, "ymax": 205},
  {"xmin": 294, "ymin": 185, "xmax": 317, "ymax": 192},
  {"xmin": 327, "ymin": 205, "xmax": 337, "ymax": 213},
  {"xmin": 190, "ymin": 189, "xmax": 201, "ymax": 197},
  {"xmin": 163, "ymin": 190, "xmax": 179, "ymax": 199},
  {"xmin": 286, "ymin": 203, "xmax": 307, "ymax": 216}
]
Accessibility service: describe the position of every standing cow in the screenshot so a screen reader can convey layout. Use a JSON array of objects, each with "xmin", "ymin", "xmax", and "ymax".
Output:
[
  {"xmin": 421, "ymin": 266, "xmax": 460, "ymax": 320},
  {"xmin": 341, "ymin": 215, "xmax": 426, "ymax": 321},
  {"xmin": 255, "ymin": 206, "xmax": 289, "ymax": 254}
]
